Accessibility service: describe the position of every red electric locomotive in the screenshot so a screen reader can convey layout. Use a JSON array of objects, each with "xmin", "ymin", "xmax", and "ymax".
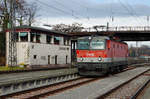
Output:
[{"xmin": 76, "ymin": 36, "xmax": 128, "ymax": 76}]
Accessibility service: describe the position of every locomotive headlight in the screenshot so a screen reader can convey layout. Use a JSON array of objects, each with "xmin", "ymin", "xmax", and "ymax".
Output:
[
  {"xmin": 80, "ymin": 57, "xmax": 84, "ymax": 61},
  {"xmin": 98, "ymin": 57, "xmax": 102, "ymax": 61}
]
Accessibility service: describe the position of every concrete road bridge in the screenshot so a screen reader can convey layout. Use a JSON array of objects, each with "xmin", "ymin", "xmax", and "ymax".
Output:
[{"xmin": 70, "ymin": 26, "xmax": 150, "ymax": 41}]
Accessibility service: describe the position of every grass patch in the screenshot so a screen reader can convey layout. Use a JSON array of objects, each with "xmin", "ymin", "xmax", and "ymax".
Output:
[{"xmin": 0, "ymin": 66, "xmax": 25, "ymax": 71}]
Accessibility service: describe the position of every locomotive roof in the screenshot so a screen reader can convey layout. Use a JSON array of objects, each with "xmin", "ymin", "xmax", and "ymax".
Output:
[
  {"xmin": 77, "ymin": 36, "xmax": 128, "ymax": 45},
  {"xmin": 77, "ymin": 36, "xmax": 110, "ymax": 40}
]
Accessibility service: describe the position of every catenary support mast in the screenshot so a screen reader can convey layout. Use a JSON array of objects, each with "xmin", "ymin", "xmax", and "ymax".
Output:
[{"xmin": 8, "ymin": 0, "xmax": 17, "ymax": 66}]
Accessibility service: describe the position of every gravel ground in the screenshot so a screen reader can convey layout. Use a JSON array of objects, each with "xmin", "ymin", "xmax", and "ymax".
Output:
[
  {"xmin": 104, "ymin": 71, "xmax": 150, "ymax": 99},
  {"xmin": 136, "ymin": 74, "xmax": 150, "ymax": 99},
  {"xmin": 140, "ymin": 85, "xmax": 150, "ymax": 99}
]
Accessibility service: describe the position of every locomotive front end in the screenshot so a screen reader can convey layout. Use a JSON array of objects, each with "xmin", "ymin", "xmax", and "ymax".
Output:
[{"xmin": 76, "ymin": 36, "xmax": 110, "ymax": 76}]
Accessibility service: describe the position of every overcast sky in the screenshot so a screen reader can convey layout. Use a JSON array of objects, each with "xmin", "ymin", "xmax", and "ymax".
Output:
[
  {"xmin": 27, "ymin": 0, "xmax": 150, "ymax": 27},
  {"xmin": 27, "ymin": 0, "xmax": 150, "ymax": 47}
]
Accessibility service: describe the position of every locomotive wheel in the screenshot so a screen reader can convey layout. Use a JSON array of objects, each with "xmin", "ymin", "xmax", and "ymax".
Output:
[
  {"xmin": 109, "ymin": 67, "xmax": 113, "ymax": 74},
  {"xmin": 119, "ymin": 65, "xmax": 124, "ymax": 71},
  {"xmin": 112, "ymin": 66, "xmax": 120, "ymax": 73},
  {"xmin": 105, "ymin": 68, "xmax": 110, "ymax": 76}
]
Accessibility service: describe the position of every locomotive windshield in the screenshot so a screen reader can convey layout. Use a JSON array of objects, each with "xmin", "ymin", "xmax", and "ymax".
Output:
[
  {"xmin": 90, "ymin": 39, "xmax": 105, "ymax": 49},
  {"xmin": 77, "ymin": 39, "xmax": 90, "ymax": 49},
  {"xmin": 77, "ymin": 37, "xmax": 106, "ymax": 50}
]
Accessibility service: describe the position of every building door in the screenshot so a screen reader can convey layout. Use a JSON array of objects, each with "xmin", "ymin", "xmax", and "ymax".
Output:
[
  {"xmin": 55, "ymin": 55, "xmax": 57, "ymax": 64},
  {"xmin": 48, "ymin": 55, "xmax": 50, "ymax": 64},
  {"xmin": 66, "ymin": 55, "xmax": 68, "ymax": 64},
  {"xmin": 71, "ymin": 40, "xmax": 77, "ymax": 63}
]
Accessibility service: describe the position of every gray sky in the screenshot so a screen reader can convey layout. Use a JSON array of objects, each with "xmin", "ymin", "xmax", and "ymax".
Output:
[
  {"xmin": 26, "ymin": 0, "xmax": 150, "ymax": 27},
  {"xmin": 29, "ymin": 0, "xmax": 150, "ymax": 18}
]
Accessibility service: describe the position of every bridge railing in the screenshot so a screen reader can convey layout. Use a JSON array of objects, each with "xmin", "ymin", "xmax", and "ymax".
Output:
[
  {"xmin": 81, "ymin": 26, "xmax": 150, "ymax": 32},
  {"xmin": 108, "ymin": 26, "xmax": 150, "ymax": 31}
]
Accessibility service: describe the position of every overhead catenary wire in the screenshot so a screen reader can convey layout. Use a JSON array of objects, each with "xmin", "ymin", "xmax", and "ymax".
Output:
[
  {"xmin": 49, "ymin": 0, "xmax": 88, "ymax": 20},
  {"xmin": 63, "ymin": 0, "xmax": 91, "ymax": 20},
  {"xmin": 124, "ymin": 1, "xmax": 145, "ymax": 25},
  {"xmin": 36, "ymin": 0, "xmax": 95, "ymax": 27},
  {"xmin": 109, "ymin": 0, "xmax": 115, "ymax": 26},
  {"xmin": 117, "ymin": 0, "xmax": 143, "ymax": 25},
  {"xmin": 36, "ymin": 0, "xmax": 146, "ymax": 28},
  {"xmin": 36, "ymin": 0, "xmax": 80, "ymax": 19}
]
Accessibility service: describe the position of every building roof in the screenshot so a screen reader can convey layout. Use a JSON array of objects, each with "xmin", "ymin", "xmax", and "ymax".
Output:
[{"xmin": 14, "ymin": 26, "xmax": 70, "ymax": 36}]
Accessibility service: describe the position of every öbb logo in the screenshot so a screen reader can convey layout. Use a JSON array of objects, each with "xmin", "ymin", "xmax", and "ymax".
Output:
[{"xmin": 86, "ymin": 53, "xmax": 94, "ymax": 57}]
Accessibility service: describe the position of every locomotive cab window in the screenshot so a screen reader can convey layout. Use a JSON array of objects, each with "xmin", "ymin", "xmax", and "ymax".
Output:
[
  {"xmin": 77, "ymin": 39, "xmax": 90, "ymax": 50},
  {"xmin": 90, "ymin": 39, "xmax": 105, "ymax": 50}
]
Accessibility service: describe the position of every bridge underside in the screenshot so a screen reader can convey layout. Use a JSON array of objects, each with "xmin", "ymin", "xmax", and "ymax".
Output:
[
  {"xmin": 70, "ymin": 31, "xmax": 150, "ymax": 41},
  {"xmin": 113, "ymin": 31, "xmax": 150, "ymax": 41}
]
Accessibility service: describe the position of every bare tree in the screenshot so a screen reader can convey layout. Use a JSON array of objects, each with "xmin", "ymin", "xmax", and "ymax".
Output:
[
  {"xmin": 15, "ymin": 1, "xmax": 38, "ymax": 26},
  {"xmin": 26, "ymin": 3, "xmax": 38, "ymax": 26},
  {"xmin": 0, "ymin": 0, "xmax": 38, "ymax": 62},
  {"xmin": 51, "ymin": 22, "xmax": 83, "ymax": 33},
  {"xmin": 0, "ymin": 0, "xmax": 38, "ymax": 27},
  {"xmin": 15, "ymin": 0, "xmax": 28, "ymax": 26},
  {"xmin": 129, "ymin": 45, "xmax": 150, "ymax": 57}
]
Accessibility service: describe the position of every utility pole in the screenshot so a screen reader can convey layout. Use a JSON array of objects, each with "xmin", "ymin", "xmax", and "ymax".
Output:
[
  {"xmin": 147, "ymin": 16, "xmax": 149, "ymax": 26},
  {"xmin": 8, "ymin": 0, "xmax": 17, "ymax": 66},
  {"xmin": 106, "ymin": 22, "xmax": 109, "ymax": 31}
]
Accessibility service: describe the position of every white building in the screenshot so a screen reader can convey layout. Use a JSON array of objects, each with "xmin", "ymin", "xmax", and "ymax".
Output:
[{"xmin": 6, "ymin": 26, "xmax": 71, "ymax": 66}]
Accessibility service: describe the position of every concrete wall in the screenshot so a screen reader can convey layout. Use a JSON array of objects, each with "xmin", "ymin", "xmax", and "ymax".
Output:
[
  {"xmin": 40, "ymin": 34, "xmax": 46, "ymax": 43},
  {"xmin": 6, "ymin": 31, "xmax": 71, "ymax": 66},
  {"xmin": 17, "ymin": 42, "xmax": 29, "ymax": 65},
  {"xmin": 29, "ymin": 43, "xmax": 71, "ymax": 65}
]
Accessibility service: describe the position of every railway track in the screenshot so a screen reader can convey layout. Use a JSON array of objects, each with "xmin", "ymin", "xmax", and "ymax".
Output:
[
  {"xmin": 136, "ymin": 77, "xmax": 150, "ymax": 99},
  {"xmin": 97, "ymin": 69, "xmax": 150, "ymax": 99},
  {"xmin": 1, "ymin": 64, "xmax": 140, "ymax": 99},
  {"xmin": 1, "ymin": 63, "xmax": 148, "ymax": 99}
]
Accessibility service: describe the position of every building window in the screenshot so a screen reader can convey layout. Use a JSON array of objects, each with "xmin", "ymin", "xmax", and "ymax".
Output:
[
  {"xmin": 48, "ymin": 55, "xmax": 50, "ymax": 64},
  {"xmin": 46, "ymin": 35, "xmax": 52, "ymax": 44},
  {"xmin": 33, "ymin": 55, "xmax": 37, "ymax": 59},
  {"xmin": 31, "ymin": 33, "xmax": 36, "ymax": 42},
  {"xmin": 36, "ymin": 34, "xmax": 41, "ymax": 43},
  {"xmin": 64, "ymin": 37, "xmax": 69, "ymax": 45},
  {"xmin": 64, "ymin": 37, "xmax": 67, "ymax": 45},
  {"xmin": 54, "ymin": 36, "xmax": 60, "ymax": 44},
  {"xmin": 15, "ymin": 32, "xmax": 19, "ymax": 42},
  {"xmin": 20, "ymin": 32, "xmax": 28, "ymax": 42},
  {"xmin": 67, "ymin": 39, "xmax": 70, "ymax": 45},
  {"xmin": 55, "ymin": 55, "xmax": 57, "ymax": 64},
  {"xmin": 66, "ymin": 55, "xmax": 68, "ymax": 64}
]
